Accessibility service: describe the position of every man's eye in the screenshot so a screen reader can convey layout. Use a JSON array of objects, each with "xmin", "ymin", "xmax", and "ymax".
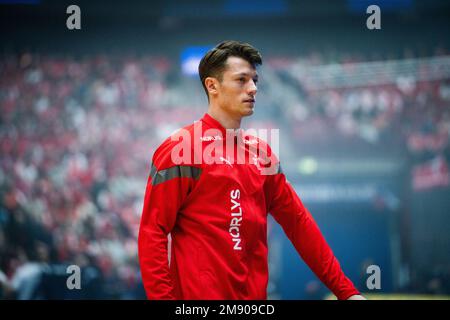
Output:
[{"xmin": 238, "ymin": 78, "xmax": 245, "ymax": 82}]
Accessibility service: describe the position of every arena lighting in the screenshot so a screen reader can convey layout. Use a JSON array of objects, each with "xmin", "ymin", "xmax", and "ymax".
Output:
[
  {"xmin": 298, "ymin": 157, "xmax": 318, "ymax": 175},
  {"xmin": 296, "ymin": 158, "xmax": 403, "ymax": 176},
  {"xmin": 180, "ymin": 46, "xmax": 211, "ymax": 76}
]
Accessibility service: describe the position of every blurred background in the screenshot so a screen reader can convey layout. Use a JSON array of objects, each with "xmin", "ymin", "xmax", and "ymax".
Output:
[{"xmin": 1, "ymin": 0, "xmax": 449, "ymax": 299}]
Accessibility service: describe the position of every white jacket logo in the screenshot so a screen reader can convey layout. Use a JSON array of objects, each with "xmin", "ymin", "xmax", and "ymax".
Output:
[
  {"xmin": 200, "ymin": 135, "xmax": 222, "ymax": 141},
  {"xmin": 220, "ymin": 156, "xmax": 233, "ymax": 167},
  {"xmin": 229, "ymin": 189, "xmax": 242, "ymax": 250}
]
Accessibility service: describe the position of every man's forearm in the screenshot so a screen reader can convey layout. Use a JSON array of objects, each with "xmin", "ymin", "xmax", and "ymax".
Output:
[{"xmin": 138, "ymin": 226, "xmax": 175, "ymax": 299}]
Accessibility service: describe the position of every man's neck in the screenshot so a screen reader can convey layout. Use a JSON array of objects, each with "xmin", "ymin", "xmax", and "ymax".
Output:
[{"xmin": 207, "ymin": 106, "xmax": 241, "ymax": 130}]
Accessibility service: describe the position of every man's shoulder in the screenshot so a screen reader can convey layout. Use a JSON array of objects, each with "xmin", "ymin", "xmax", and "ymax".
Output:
[
  {"xmin": 241, "ymin": 130, "xmax": 281, "ymax": 174},
  {"xmin": 152, "ymin": 121, "xmax": 198, "ymax": 169}
]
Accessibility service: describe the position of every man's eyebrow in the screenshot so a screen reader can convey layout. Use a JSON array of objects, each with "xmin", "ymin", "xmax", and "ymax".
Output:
[{"xmin": 234, "ymin": 72, "xmax": 259, "ymax": 79}]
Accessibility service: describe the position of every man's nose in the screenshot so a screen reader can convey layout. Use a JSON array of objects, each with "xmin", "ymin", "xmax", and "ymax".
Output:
[{"xmin": 248, "ymin": 80, "xmax": 257, "ymax": 95}]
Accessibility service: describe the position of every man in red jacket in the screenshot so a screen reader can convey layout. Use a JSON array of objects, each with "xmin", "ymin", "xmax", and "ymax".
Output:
[{"xmin": 138, "ymin": 40, "xmax": 365, "ymax": 300}]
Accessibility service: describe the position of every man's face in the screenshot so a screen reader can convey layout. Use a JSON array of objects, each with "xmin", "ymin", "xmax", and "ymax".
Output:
[{"xmin": 214, "ymin": 56, "xmax": 258, "ymax": 118}]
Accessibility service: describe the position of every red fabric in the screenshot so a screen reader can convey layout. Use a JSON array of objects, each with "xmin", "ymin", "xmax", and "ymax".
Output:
[{"xmin": 138, "ymin": 113, "xmax": 359, "ymax": 300}]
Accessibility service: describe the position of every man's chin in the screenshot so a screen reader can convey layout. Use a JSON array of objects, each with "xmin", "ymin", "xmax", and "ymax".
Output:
[{"xmin": 241, "ymin": 107, "xmax": 254, "ymax": 116}]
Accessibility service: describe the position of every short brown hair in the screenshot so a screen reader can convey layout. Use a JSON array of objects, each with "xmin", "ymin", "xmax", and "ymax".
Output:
[{"xmin": 198, "ymin": 40, "xmax": 262, "ymax": 99}]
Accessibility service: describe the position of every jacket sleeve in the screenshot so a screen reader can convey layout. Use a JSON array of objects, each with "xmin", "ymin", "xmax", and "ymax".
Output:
[
  {"xmin": 265, "ymin": 166, "xmax": 360, "ymax": 300},
  {"xmin": 138, "ymin": 147, "xmax": 198, "ymax": 300}
]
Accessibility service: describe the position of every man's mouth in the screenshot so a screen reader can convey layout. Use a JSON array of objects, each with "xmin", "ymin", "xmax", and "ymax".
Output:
[{"xmin": 244, "ymin": 98, "xmax": 255, "ymax": 103}]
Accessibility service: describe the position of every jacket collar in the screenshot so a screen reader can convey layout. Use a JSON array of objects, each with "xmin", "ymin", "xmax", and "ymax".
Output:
[
  {"xmin": 201, "ymin": 113, "xmax": 225, "ymax": 132},
  {"xmin": 200, "ymin": 113, "xmax": 243, "ymax": 139}
]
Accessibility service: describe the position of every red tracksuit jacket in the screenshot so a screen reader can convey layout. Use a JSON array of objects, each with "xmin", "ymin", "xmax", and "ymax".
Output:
[{"xmin": 138, "ymin": 113, "xmax": 359, "ymax": 300}]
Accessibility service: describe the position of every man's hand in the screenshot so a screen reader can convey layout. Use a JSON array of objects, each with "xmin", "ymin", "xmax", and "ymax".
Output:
[{"xmin": 347, "ymin": 294, "xmax": 367, "ymax": 300}]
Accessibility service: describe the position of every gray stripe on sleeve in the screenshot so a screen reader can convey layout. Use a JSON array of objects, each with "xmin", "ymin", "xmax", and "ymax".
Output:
[{"xmin": 150, "ymin": 164, "xmax": 202, "ymax": 186}]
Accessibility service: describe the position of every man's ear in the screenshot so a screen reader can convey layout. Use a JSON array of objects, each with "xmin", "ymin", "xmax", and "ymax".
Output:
[{"xmin": 205, "ymin": 77, "xmax": 219, "ymax": 96}]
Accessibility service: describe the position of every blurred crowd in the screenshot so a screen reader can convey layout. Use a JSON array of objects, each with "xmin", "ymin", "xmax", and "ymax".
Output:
[
  {"xmin": 1, "ymin": 48, "xmax": 449, "ymax": 298},
  {"xmin": 271, "ymin": 49, "xmax": 450, "ymax": 154},
  {"xmin": 0, "ymin": 53, "xmax": 201, "ymax": 299},
  {"xmin": 266, "ymin": 49, "xmax": 450, "ymax": 194}
]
